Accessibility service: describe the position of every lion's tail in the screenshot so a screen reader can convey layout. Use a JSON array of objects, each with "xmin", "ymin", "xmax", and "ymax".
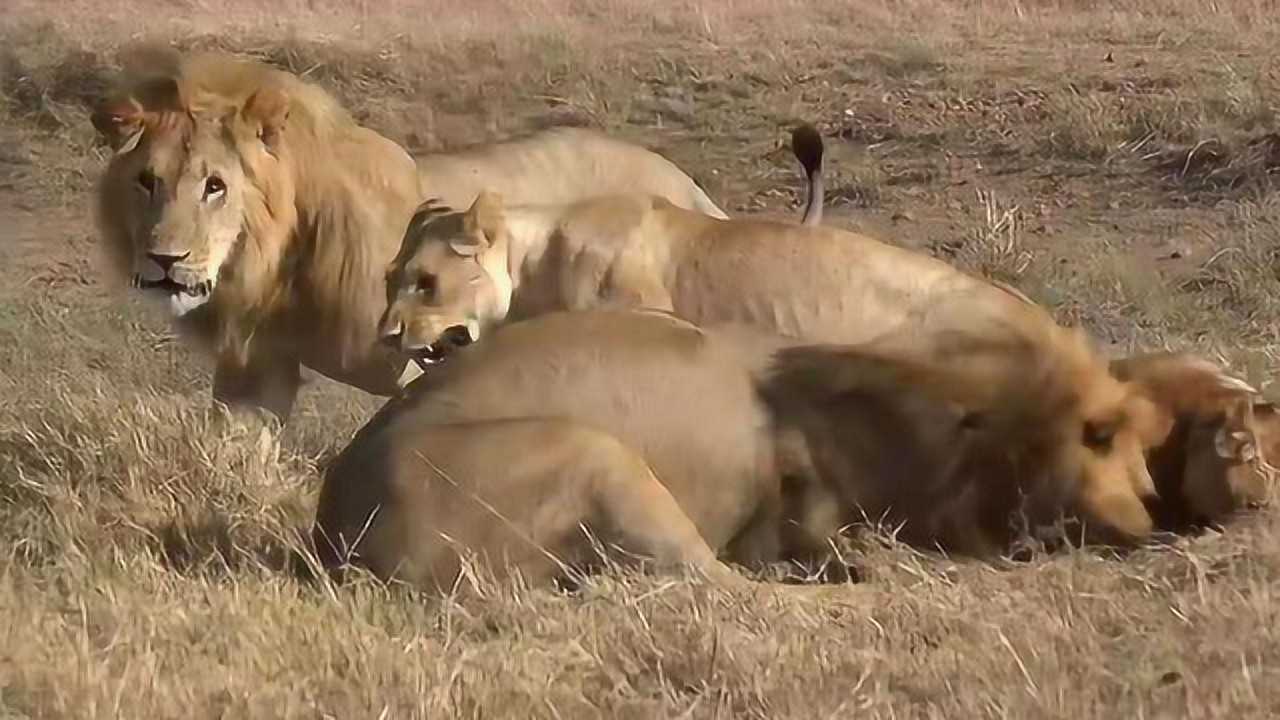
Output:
[{"xmin": 791, "ymin": 123, "xmax": 825, "ymax": 226}]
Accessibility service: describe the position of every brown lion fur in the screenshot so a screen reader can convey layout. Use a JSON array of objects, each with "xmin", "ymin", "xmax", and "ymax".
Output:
[
  {"xmin": 1111, "ymin": 352, "xmax": 1278, "ymax": 528},
  {"xmin": 316, "ymin": 308, "xmax": 1171, "ymax": 590},
  {"xmin": 760, "ymin": 313, "xmax": 1170, "ymax": 554}
]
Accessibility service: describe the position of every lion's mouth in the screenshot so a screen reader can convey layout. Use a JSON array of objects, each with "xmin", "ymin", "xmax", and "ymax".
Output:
[
  {"xmin": 408, "ymin": 325, "xmax": 475, "ymax": 370},
  {"xmin": 132, "ymin": 276, "xmax": 213, "ymax": 298}
]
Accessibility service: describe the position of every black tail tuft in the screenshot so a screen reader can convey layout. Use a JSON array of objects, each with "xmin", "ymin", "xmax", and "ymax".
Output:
[
  {"xmin": 791, "ymin": 123, "xmax": 825, "ymax": 226},
  {"xmin": 791, "ymin": 123, "xmax": 825, "ymax": 179}
]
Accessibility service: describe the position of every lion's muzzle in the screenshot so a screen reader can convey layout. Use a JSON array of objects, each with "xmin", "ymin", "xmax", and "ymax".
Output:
[{"xmin": 130, "ymin": 250, "xmax": 215, "ymax": 316}]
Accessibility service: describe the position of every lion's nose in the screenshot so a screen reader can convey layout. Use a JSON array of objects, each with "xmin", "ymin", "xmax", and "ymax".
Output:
[{"xmin": 147, "ymin": 251, "xmax": 189, "ymax": 273}]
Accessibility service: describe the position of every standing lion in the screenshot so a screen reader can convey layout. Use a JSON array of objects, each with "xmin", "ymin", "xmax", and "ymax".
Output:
[{"xmin": 90, "ymin": 50, "xmax": 727, "ymax": 422}]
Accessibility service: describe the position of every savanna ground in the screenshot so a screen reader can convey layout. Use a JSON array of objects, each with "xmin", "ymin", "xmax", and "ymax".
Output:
[{"xmin": 2, "ymin": 0, "xmax": 1280, "ymax": 716}]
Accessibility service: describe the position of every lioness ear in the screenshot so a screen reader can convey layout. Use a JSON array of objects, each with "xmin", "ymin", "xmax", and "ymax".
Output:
[
  {"xmin": 91, "ymin": 95, "xmax": 148, "ymax": 153},
  {"xmin": 242, "ymin": 87, "xmax": 290, "ymax": 151},
  {"xmin": 454, "ymin": 191, "xmax": 506, "ymax": 256},
  {"xmin": 1215, "ymin": 426, "xmax": 1257, "ymax": 462}
]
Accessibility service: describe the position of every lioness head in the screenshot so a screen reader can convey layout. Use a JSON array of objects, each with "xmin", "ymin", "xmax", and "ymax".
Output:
[
  {"xmin": 379, "ymin": 192, "xmax": 513, "ymax": 367},
  {"xmin": 1181, "ymin": 398, "xmax": 1276, "ymax": 522},
  {"xmin": 92, "ymin": 73, "xmax": 293, "ymax": 319},
  {"xmin": 1110, "ymin": 352, "xmax": 1277, "ymax": 527}
]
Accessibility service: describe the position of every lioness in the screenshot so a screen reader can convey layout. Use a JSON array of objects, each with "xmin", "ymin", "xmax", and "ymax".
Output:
[
  {"xmin": 315, "ymin": 307, "xmax": 1169, "ymax": 590},
  {"xmin": 314, "ymin": 415, "xmax": 746, "ymax": 591},
  {"xmin": 91, "ymin": 50, "xmax": 728, "ymax": 422},
  {"xmin": 378, "ymin": 161, "xmax": 1054, "ymax": 373},
  {"xmin": 1111, "ymin": 352, "xmax": 1279, "ymax": 528}
]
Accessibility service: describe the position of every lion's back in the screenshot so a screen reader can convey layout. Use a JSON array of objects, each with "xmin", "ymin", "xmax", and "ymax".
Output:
[{"xmin": 415, "ymin": 127, "xmax": 723, "ymax": 216}]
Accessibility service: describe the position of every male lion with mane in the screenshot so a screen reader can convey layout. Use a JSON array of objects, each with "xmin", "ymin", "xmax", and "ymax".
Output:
[
  {"xmin": 91, "ymin": 50, "xmax": 727, "ymax": 422},
  {"xmin": 316, "ymin": 307, "xmax": 1170, "ymax": 591}
]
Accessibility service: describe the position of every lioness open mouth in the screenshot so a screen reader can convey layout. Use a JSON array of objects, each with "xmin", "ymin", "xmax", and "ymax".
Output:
[{"xmin": 408, "ymin": 325, "xmax": 474, "ymax": 370}]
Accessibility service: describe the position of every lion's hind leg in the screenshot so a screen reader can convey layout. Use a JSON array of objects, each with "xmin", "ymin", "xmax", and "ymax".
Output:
[
  {"xmin": 577, "ymin": 429, "xmax": 746, "ymax": 588},
  {"xmin": 314, "ymin": 416, "xmax": 743, "ymax": 593}
]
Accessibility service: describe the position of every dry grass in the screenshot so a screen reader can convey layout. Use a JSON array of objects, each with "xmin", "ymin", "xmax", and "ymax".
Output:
[{"xmin": 4, "ymin": 0, "xmax": 1280, "ymax": 716}]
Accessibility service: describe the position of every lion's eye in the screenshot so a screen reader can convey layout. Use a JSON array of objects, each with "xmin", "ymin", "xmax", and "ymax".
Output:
[
  {"xmin": 203, "ymin": 175, "xmax": 226, "ymax": 200},
  {"xmin": 137, "ymin": 170, "xmax": 157, "ymax": 195},
  {"xmin": 1083, "ymin": 420, "xmax": 1116, "ymax": 451},
  {"xmin": 414, "ymin": 275, "xmax": 437, "ymax": 296}
]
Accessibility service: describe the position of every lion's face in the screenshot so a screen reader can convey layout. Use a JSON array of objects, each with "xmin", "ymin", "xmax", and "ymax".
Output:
[
  {"xmin": 378, "ymin": 193, "xmax": 513, "ymax": 367},
  {"xmin": 1061, "ymin": 387, "xmax": 1167, "ymax": 542},
  {"xmin": 94, "ymin": 78, "xmax": 292, "ymax": 319},
  {"xmin": 111, "ymin": 123, "xmax": 252, "ymax": 315}
]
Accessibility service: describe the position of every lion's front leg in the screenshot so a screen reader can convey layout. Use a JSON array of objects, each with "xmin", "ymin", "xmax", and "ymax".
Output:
[
  {"xmin": 599, "ymin": 260, "xmax": 675, "ymax": 313},
  {"xmin": 601, "ymin": 278, "xmax": 675, "ymax": 313},
  {"xmin": 560, "ymin": 251, "xmax": 675, "ymax": 314},
  {"xmin": 212, "ymin": 347, "xmax": 302, "ymax": 426}
]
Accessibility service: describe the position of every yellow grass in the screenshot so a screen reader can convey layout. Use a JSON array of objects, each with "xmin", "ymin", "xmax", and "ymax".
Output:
[{"xmin": 3, "ymin": 1, "xmax": 1280, "ymax": 716}]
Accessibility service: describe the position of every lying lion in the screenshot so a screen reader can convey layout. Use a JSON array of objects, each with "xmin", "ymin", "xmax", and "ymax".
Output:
[
  {"xmin": 315, "ymin": 307, "xmax": 1169, "ymax": 590},
  {"xmin": 979, "ymin": 284, "xmax": 1279, "ymax": 530},
  {"xmin": 90, "ymin": 50, "xmax": 728, "ymax": 422},
  {"xmin": 1111, "ymin": 352, "xmax": 1279, "ymax": 529}
]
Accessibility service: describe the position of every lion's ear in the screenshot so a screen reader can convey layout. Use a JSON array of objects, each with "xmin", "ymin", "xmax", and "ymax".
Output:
[
  {"xmin": 91, "ymin": 76, "xmax": 184, "ymax": 154},
  {"xmin": 455, "ymin": 191, "xmax": 506, "ymax": 256},
  {"xmin": 1214, "ymin": 424, "xmax": 1257, "ymax": 462},
  {"xmin": 91, "ymin": 95, "xmax": 148, "ymax": 153},
  {"xmin": 242, "ymin": 87, "xmax": 291, "ymax": 152}
]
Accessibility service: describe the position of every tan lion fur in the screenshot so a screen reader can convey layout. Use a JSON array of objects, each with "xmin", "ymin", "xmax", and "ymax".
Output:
[
  {"xmin": 316, "ymin": 308, "xmax": 1170, "ymax": 590},
  {"xmin": 90, "ymin": 50, "xmax": 728, "ymax": 421},
  {"xmin": 314, "ymin": 416, "xmax": 745, "ymax": 592},
  {"xmin": 379, "ymin": 186, "xmax": 1069, "ymax": 370}
]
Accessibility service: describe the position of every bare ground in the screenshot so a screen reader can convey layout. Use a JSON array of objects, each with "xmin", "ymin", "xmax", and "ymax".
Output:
[{"xmin": 2, "ymin": 1, "xmax": 1280, "ymax": 717}]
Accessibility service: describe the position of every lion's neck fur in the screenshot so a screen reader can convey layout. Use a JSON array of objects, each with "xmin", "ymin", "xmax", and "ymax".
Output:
[
  {"xmin": 175, "ymin": 54, "xmax": 411, "ymax": 372},
  {"xmin": 757, "ymin": 317, "xmax": 1148, "ymax": 553}
]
